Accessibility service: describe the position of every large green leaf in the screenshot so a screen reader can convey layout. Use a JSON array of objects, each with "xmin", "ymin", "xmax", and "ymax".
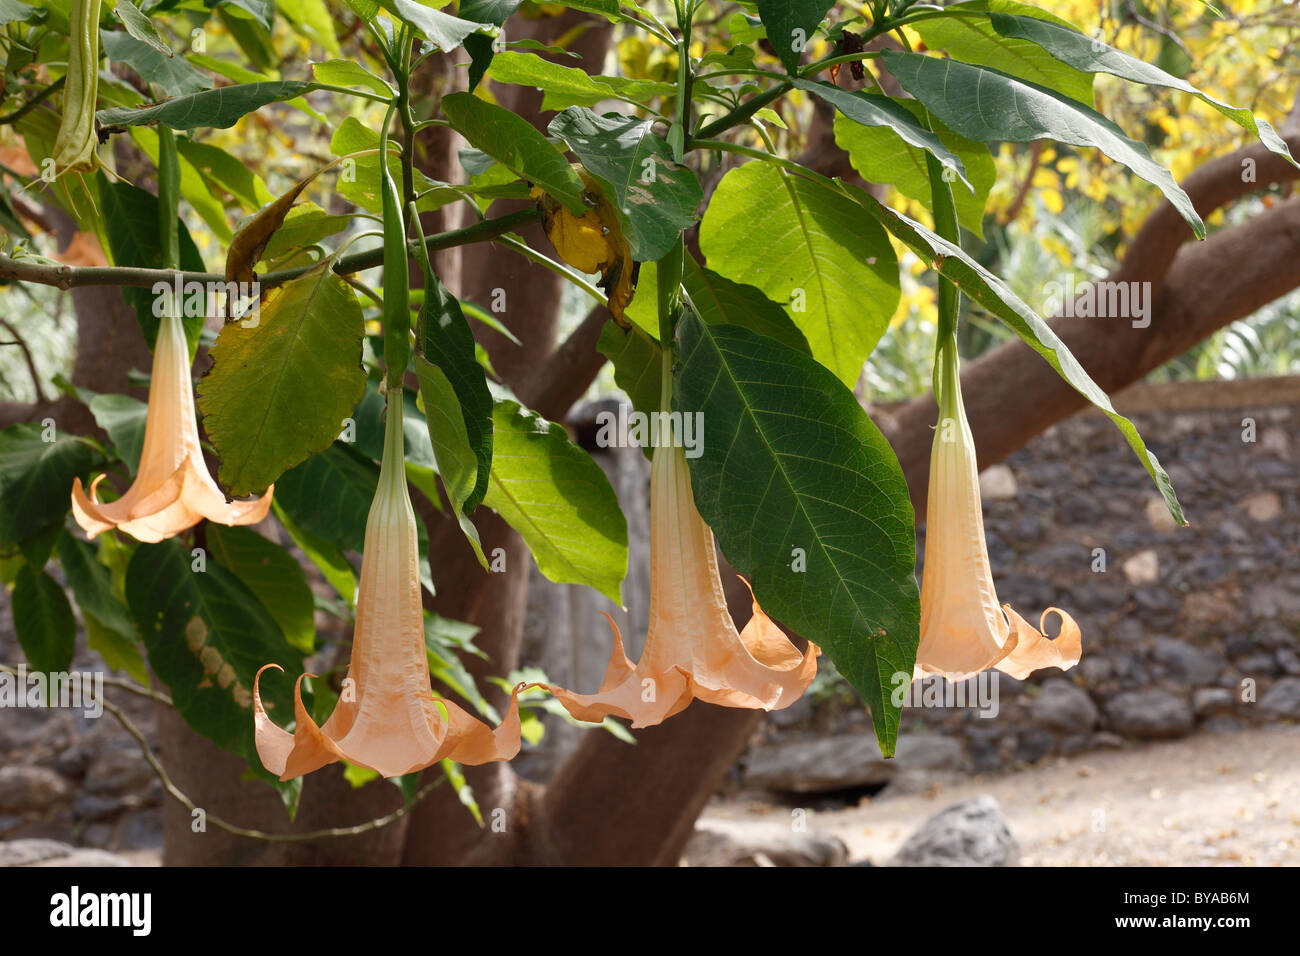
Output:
[
  {"xmin": 100, "ymin": 30, "xmax": 213, "ymax": 97},
  {"xmin": 753, "ymin": 0, "xmax": 835, "ymax": 74},
  {"xmin": 548, "ymin": 107, "xmax": 703, "ymax": 262},
  {"xmin": 387, "ymin": 0, "xmax": 486, "ymax": 51},
  {"xmin": 441, "ymin": 91, "xmax": 586, "ymax": 216},
  {"xmin": 57, "ymin": 531, "xmax": 136, "ymax": 639},
  {"xmin": 96, "ymin": 80, "xmax": 316, "ymax": 130},
  {"xmin": 484, "ymin": 398, "xmax": 627, "ymax": 605},
  {"xmin": 460, "ymin": 0, "xmax": 522, "ymax": 23},
  {"xmin": 114, "ymin": 1, "xmax": 172, "ymax": 56},
  {"xmin": 197, "ymin": 260, "xmax": 367, "ymax": 497},
  {"xmin": 13, "ymin": 566, "xmax": 77, "ymax": 674},
  {"xmin": 674, "ymin": 312, "xmax": 919, "ymax": 754},
  {"xmin": 682, "ymin": 256, "xmax": 810, "ymax": 355},
  {"xmin": 700, "ymin": 161, "xmax": 898, "ymax": 387},
  {"xmin": 847, "ymin": 183, "xmax": 1185, "ymax": 524},
  {"xmin": 415, "ymin": 359, "xmax": 477, "ymax": 511},
  {"xmin": 273, "ymin": 441, "xmax": 378, "ymax": 554},
  {"xmin": 597, "ymin": 320, "xmax": 662, "ymax": 417},
  {"xmin": 989, "ymin": 11, "xmax": 1298, "ymax": 167},
  {"xmin": 833, "ymin": 100, "xmax": 996, "ymax": 237},
  {"xmin": 485, "ymin": 51, "xmax": 611, "ymax": 110},
  {"xmin": 881, "ymin": 51, "xmax": 1205, "ymax": 239},
  {"xmin": 57, "ymin": 531, "xmax": 148, "ymax": 684},
  {"xmin": 125, "ymin": 539, "xmax": 303, "ymax": 784},
  {"xmin": 419, "ymin": 266, "xmax": 493, "ymax": 512},
  {"xmin": 98, "ymin": 177, "xmax": 208, "ymax": 354},
  {"xmin": 176, "ymin": 138, "xmax": 274, "ymax": 212},
  {"xmin": 910, "ymin": 0, "xmax": 1093, "ymax": 104},
  {"xmin": 207, "ymin": 525, "xmax": 316, "ymax": 654},
  {"xmin": 790, "ymin": 79, "xmax": 971, "ymax": 189},
  {"xmin": 328, "ymin": 117, "xmax": 460, "ymax": 214},
  {"xmin": 272, "ymin": 499, "xmax": 357, "ymax": 604},
  {"xmin": 612, "ymin": 255, "xmax": 811, "ymax": 418},
  {"xmin": 84, "ymin": 393, "xmax": 147, "ymax": 476},
  {"xmin": 0, "ymin": 423, "xmax": 104, "ymax": 551},
  {"xmin": 414, "ymin": 359, "xmax": 490, "ymax": 567}
]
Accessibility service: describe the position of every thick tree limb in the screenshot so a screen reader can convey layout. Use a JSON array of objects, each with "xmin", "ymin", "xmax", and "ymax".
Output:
[{"xmin": 0, "ymin": 209, "xmax": 540, "ymax": 291}]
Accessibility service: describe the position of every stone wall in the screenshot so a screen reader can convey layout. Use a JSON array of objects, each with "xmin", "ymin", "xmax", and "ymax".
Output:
[{"xmin": 738, "ymin": 377, "xmax": 1300, "ymax": 796}]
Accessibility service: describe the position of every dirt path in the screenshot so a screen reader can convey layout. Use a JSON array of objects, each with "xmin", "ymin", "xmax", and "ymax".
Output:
[{"xmin": 703, "ymin": 726, "xmax": 1300, "ymax": 866}]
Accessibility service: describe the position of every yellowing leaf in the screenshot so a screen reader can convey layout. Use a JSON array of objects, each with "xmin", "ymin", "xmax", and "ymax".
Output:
[
  {"xmin": 225, "ymin": 159, "xmax": 340, "ymax": 284},
  {"xmin": 531, "ymin": 167, "xmax": 637, "ymax": 325}
]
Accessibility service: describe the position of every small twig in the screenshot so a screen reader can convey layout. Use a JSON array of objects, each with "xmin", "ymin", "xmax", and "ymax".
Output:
[
  {"xmin": 1001, "ymin": 140, "xmax": 1045, "ymax": 224},
  {"xmin": 0, "ymin": 663, "xmax": 439, "ymax": 842},
  {"xmin": 0, "ymin": 317, "xmax": 47, "ymax": 403},
  {"xmin": 0, "ymin": 77, "xmax": 66, "ymax": 126},
  {"xmin": 0, "ymin": 208, "xmax": 542, "ymax": 292}
]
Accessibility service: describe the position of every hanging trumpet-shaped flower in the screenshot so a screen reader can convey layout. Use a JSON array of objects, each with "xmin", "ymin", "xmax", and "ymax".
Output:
[
  {"xmin": 71, "ymin": 294, "xmax": 272, "ymax": 542},
  {"xmin": 917, "ymin": 339, "xmax": 1082, "ymax": 681},
  {"xmin": 253, "ymin": 389, "xmax": 528, "ymax": 780},
  {"xmin": 548, "ymin": 412, "xmax": 819, "ymax": 728},
  {"xmin": 51, "ymin": 0, "xmax": 103, "ymax": 177}
]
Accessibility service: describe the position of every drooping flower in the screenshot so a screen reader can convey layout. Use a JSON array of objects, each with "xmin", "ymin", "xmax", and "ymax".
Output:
[
  {"xmin": 916, "ymin": 339, "xmax": 1081, "ymax": 681},
  {"xmin": 253, "ymin": 388, "xmax": 528, "ymax": 780},
  {"xmin": 548, "ymin": 439, "xmax": 819, "ymax": 728},
  {"xmin": 71, "ymin": 294, "xmax": 272, "ymax": 542},
  {"xmin": 52, "ymin": 0, "xmax": 103, "ymax": 178}
]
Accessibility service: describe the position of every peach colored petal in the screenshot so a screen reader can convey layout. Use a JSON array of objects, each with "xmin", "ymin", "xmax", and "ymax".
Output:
[
  {"xmin": 70, "ymin": 302, "xmax": 273, "ymax": 542},
  {"xmin": 548, "ymin": 440, "xmax": 817, "ymax": 728},
  {"xmin": 915, "ymin": 341, "xmax": 1082, "ymax": 683},
  {"xmin": 253, "ymin": 391, "xmax": 526, "ymax": 781},
  {"xmin": 995, "ymin": 606, "xmax": 1083, "ymax": 680}
]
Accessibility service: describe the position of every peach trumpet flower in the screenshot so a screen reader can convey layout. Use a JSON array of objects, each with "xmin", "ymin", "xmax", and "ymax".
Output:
[
  {"xmin": 71, "ymin": 297, "xmax": 271, "ymax": 542},
  {"xmin": 548, "ymin": 438, "xmax": 819, "ymax": 729},
  {"xmin": 916, "ymin": 340, "xmax": 1082, "ymax": 681},
  {"xmin": 253, "ymin": 389, "xmax": 528, "ymax": 780}
]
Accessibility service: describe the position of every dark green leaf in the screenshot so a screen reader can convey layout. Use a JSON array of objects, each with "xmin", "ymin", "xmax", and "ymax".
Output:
[
  {"xmin": 790, "ymin": 79, "xmax": 970, "ymax": 189},
  {"xmin": 207, "ymin": 525, "xmax": 316, "ymax": 654},
  {"xmin": 85, "ymin": 393, "xmax": 147, "ymax": 476},
  {"xmin": 57, "ymin": 530, "xmax": 136, "ymax": 638},
  {"xmin": 196, "ymin": 260, "xmax": 368, "ymax": 497},
  {"xmin": 989, "ymin": 11, "xmax": 1298, "ymax": 167},
  {"xmin": 0, "ymin": 423, "xmax": 103, "ymax": 551},
  {"xmin": 96, "ymin": 80, "xmax": 316, "ymax": 131},
  {"xmin": 911, "ymin": 0, "xmax": 1093, "ymax": 104},
  {"xmin": 683, "ymin": 256, "xmax": 810, "ymax": 354},
  {"xmin": 597, "ymin": 320, "xmax": 662, "ymax": 417},
  {"xmin": 548, "ymin": 107, "xmax": 703, "ymax": 261},
  {"xmin": 833, "ymin": 100, "xmax": 996, "ymax": 237},
  {"xmin": 419, "ymin": 268, "xmax": 493, "ymax": 512},
  {"xmin": 97, "ymin": 176, "xmax": 208, "ymax": 355},
  {"xmin": 273, "ymin": 442, "xmax": 379, "ymax": 554},
  {"xmin": 176, "ymin": 138, "xmax": 273, "ymax": 212},
  {"xmin": 101, "ymin": 30, "xmax": 213, "ymax": 97},
  {"xmin": 442, "ymin": 91, "xmax": 586, "ymax": 216},
  {"xmin": 459, "ymin": 0, "xmax": 522, "ymax": 25},
  {"xmin": 700, "ymin": 161, "xmax": 898, "ymax": 387},
  {"xmin": 881, "ymin": 51, "xmax": 1205, "ymax": 239},
  {"xmin": 753, "ymin": 0, "xmax": 835, "ymax": 73},
  {"xmin": 126, "ymin": 538, "xmax": 303, "ymax": 785},
  {"xmin": 674, "ymin": 312, "xmax": 919, "ymax": 754},
  {"xmin": 484, "ymin": 398, "xmax": 627, "ymax": 604},
  {"xmin": 13, "ymin": 566, "xmax": 77, "ymax": 674},
  {"xmin": 272, "ymin": 499, "xmax": 357, "ymax": 604}
]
